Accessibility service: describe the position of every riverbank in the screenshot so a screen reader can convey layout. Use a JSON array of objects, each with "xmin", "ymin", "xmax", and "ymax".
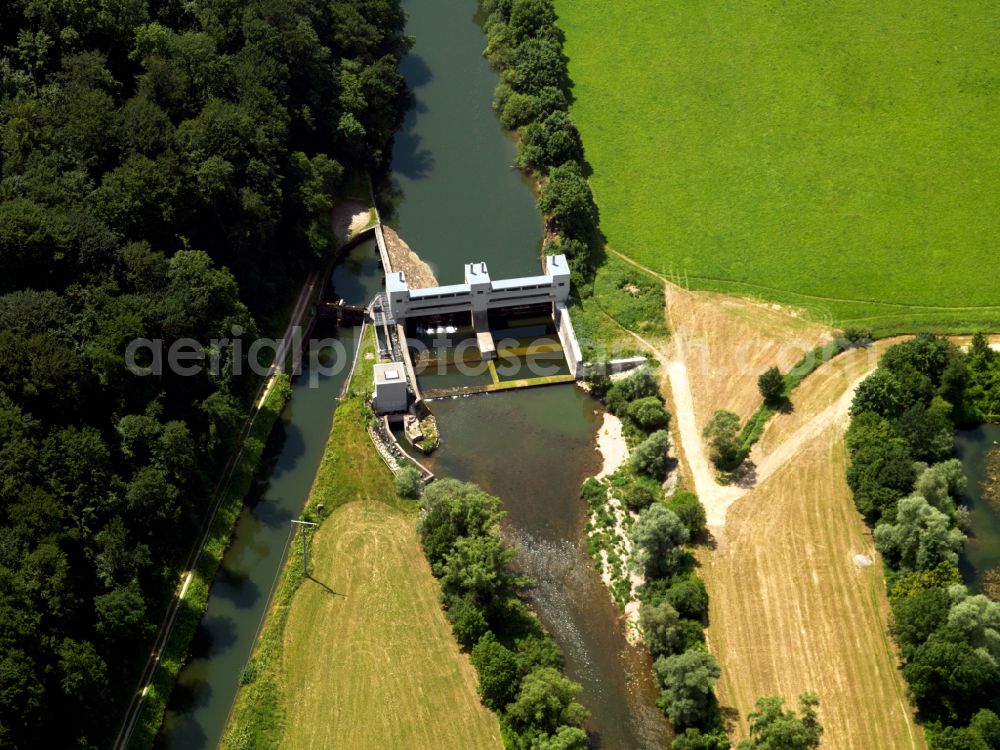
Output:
[{"xmin": 222, "ymin": 328, "xmax": 502, "ymax": 750}]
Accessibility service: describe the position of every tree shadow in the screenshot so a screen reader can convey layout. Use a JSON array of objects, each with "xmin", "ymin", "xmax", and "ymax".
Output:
[
  {"xmin": 731, "ymin": 460, "xmax": 758, "ymax": 489},
  {"xmin": 392, "ymin": 53, "xmax": 435, "ymax": 181}
]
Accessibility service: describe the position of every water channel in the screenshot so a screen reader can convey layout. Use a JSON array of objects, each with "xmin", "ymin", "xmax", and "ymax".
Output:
[
  {"xmin": 392, "ymin": 0, "xmax": 671, "ymax": 746},
  {"xmin": 156, "ymin": 241, "xmax": 383, "ymax": 749},
  {"xmin": 158, "ymin": 0, "xmax": 669, "ymax": 745}
]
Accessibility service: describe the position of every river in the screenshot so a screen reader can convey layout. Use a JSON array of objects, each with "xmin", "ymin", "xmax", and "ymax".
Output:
[
  {"xmin": 956, "ymin": 424, "xmax": 1000, "ymax": 595},
  {"xmin": 393, "ymin": 0, "xmax": 671, "ymax": 746},
  {"xmin": 157, "ymin": 0, "xmax": 669, "ymax": 745}
]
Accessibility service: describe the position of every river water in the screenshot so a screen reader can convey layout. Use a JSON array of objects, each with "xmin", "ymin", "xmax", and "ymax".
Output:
[
  {"xmin": 394, "ymin": 0, "xmax": 671, "ymax": 746},
  {"xmin": 956, "ymin": 424, "xmax": 1000, "ymax": 593},
  {"xmin": 157, "ymin": 0, "xmax": 669, "ymax": 745}
]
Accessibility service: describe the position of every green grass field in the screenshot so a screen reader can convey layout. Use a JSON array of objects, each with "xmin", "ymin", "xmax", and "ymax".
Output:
[
  {"xmin": 557, "ymin": 0, "xmax": 1000, "ymax": 335},
  {"xmin": 223, "ymin": 329, "xmax": 502, "ymax": 750}
]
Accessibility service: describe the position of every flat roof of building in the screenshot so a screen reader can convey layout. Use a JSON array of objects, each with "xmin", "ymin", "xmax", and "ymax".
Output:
[{"xmin": 374, "ymin": 362, "xmax": 406, "ymax": 385}]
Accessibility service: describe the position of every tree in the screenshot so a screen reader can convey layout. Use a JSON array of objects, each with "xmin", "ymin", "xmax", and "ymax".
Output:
[
  {"xmin": 507, "ymin": 667, "xmax": 589, "ymax": 736},
  {"xmin": 653, "ymin": 650, "xmax": 721, "ymax": 728},
  {"xmin": 903, "ymin": 627, "xmax": 1000, "ymax": 723},
  {"xmin": 846, "ymin": 434, "xmax": 916, "ymax": 521},
  {"xmin": 673, "ymin": 728, "xmax": 731, "ymax": 750},
  {"xmin": 470, "ymin": 632, "xmax": 520, "ymax": 710},
  {"xmin": 639, "ymin": 599, "xmax": 686, "ymax": 659},
  {"xmin": 533, "ymin": 726, "xmax": 589, "ymax": 750},
  {"xmin": 914, "ymin": 460, "xmax": 967, "ymax": 514},
  {"xmin": 737, "ymin": 692, "xmax": 823, "ymax": 750},
  {"xmin": 445, "ymin": 595, "xmax": 489, "ymax": 650},
  {"xmin": 890, "ymin": 586, "xmax": 951, "ymax": 658},
  {"xmin": 874, "ymin": 495, "xmax": 965, "ymax": 572},
  {"xmin": 394, "ymin": 465, "xmax": 423, "ymax": 498},
  {"xmin": 970, "ymin": 709, "xmax": 1000, "ymax": 749},
  {"xmin": 703, "ymin": 410, "xmax": 742, "ymax": 471},
  {"xmin": 892, "ymin": 400, "xmax": 955, "ymax": 464},
  {"xmin": 631, "ymin": 429, "xmax": 670, "ymax": 480},
  {"xmin": 631, "ymin": 504, "xmax": 689, "ymax": 579},
  {"xmin": 757, "ymin": 366, "xmax": 785, "ymax": 407},
  {"xmin": 666, "ymin": 491, "xmax": 708, "ymax": 539},
  {"xmin": 518, "ymin": 110, "xmax": 583, "ymax": 172},
  {"xmin": 626, "ymin": 396, "xmax": 670, "ymax": 431},
  {"xmin": 508, "ymin": 0, "xmax": 558, "ymax": 45},
  {"xmin": 439, "ymin": 533, "xmax": 518, "ymax": 609},
  {"xmin": 506, "ymin": 38, "xmax": 566, "ymax": 95},
  {"xmin": 418, "ymin": 479, "xmax": 505, "ymax": 571},
  {"xmin": 666, "ymin": 575, "xmax": 710, "ymax": 621},
  {"xmin": 946, "ymin": 588, "xmax": 1000, "ymax": 662},
  {"xmin": 536, "ymin": 162, "xmax": 597, "ymax": 242},
  {"xmin": 620, "ymin": 480, "xmax": 659, "ymax": 513}
]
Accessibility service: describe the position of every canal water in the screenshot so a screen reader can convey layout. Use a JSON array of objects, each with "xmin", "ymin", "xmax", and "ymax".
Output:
[
  {"xmin": 156, "ymin": 242, "xmax": 383, "ymax": 749},
  {"xmin": 394, "ymin": 0, "xmax": 671, "ymax": 746},
  {"xmin": 956, "ymin": 424, "xmax": 1000, "ymax": 594}
]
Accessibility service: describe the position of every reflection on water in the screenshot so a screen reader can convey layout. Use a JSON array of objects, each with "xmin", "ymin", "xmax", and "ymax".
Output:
[
  {"xmin": 428, "ymin": 387, "xmax": 672, "ymax": 749},
  {"xmin": 956, "ymin": 425, "xmax": 1000, "ymax": 594},
  {"xmin": 329, "ymin": 238, "xmax": 385, "ymax": 306}
]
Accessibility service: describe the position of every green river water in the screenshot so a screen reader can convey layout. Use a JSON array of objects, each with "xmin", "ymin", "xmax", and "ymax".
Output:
[
  {"xmin": 157, "ymin": 0, "xmax": 670, "ymax": 747},
  {"xmin": 956, "ymin": 425, "xmax": 1000, "ymax": 592}
]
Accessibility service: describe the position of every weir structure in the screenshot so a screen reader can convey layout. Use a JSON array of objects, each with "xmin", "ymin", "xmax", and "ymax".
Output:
[{"xmin": 372, "ymin": 253, "xmax": 584, "ymax": 414}]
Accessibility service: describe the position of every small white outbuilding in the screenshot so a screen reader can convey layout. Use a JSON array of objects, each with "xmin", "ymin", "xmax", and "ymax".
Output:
[{"xmin": 372, "ymin": 362, "xmax": 408, "ymax": 414}]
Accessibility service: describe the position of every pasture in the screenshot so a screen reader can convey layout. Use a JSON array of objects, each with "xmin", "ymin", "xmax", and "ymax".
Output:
[{"xmin": 557, "ymin": 0, "xmax": 1000, "ymax": 334}]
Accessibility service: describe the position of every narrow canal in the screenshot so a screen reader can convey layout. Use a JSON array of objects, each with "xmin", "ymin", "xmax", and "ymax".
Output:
[
  {"xmin": 393, "ymin": 0, "xmax": 671, "ymax": 746},
  {"xmin": 956, "ymin": 424, "xmax": 1000, "ymax": 595},
  {"xmin": 156, "ymin": 241, "xmax": 383, "ymax": 749}
]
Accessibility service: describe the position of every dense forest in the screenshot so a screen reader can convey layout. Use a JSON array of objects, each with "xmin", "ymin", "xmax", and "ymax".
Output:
[
  {"xmin": 0, "ymin": 1, "xmax": 409, "ymax": 746},
  {"xmin": 846, "ymin": 334, "xmax": 1000, "ymax": 749}
]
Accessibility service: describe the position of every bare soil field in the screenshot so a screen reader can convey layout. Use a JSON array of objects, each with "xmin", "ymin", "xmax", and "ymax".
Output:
[{"xmin": 703, "ymin": 424, "xmax": 925, "ymax": 750}]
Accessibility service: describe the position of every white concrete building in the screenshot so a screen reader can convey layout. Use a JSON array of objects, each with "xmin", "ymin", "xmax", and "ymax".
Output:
[
  {"xmin": 385, "ymin": 254, "xmax": 572, "ymax": 321},
  {"xmin": 372, "ymin": 362, "xmax": 409, "ymax": 414}
]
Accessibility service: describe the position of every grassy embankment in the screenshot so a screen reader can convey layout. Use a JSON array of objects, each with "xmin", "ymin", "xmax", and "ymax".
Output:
[
  {"xmin": 223, "ymin": 327, "xmax": 502, "ymax": 750},
  {"xmin": 129, "ymin": 373, "xmax": 292, "ymax": 749},
  {"xmin": 557, "ymin": 0, "xmax": 1000, "ymax": 335}
]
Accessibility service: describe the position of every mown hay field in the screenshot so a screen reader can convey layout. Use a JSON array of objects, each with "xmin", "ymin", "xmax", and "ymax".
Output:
[{"xmin": 557, "ymin": 0, "xmax": 1000, "ymax": 334}]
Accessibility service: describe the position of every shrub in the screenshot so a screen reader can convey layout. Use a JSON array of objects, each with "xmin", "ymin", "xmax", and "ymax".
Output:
[
  {"xmin": 621, "ymin": 480, "xmax": 659, "ymax": 513},
  {"xmin": 631, "ymin": 430, "xmax": 670, "ymax": 480},
  {"xmin": 394, "ymin": 465, "xmax": 423, "ymax": 498},
  {"xmin": 626, "ymin": 396, "xmax": 670, "ymax": 432},
  {"xmin": 703, "ymin": 410, "xmax": 742, "ymax": 471},
  {"xmin": 604, "ymin": 368, "xmax": 659, "ymax": 415}
]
